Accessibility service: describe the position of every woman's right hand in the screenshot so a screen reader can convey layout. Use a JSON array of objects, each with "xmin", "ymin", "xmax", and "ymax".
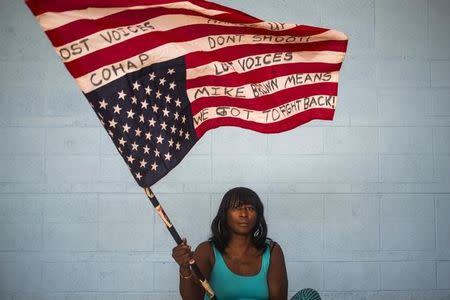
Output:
[{"xmin": 172, "ymin": 238, "xmax": 193, "ymax": 269}]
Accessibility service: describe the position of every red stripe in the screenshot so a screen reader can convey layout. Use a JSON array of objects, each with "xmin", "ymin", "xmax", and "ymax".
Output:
[
  {"xmin": 26, "ymin": 0, "xmax": 243, "ymax": 17},
  {"xmin": 64, "ymin": 24, "xmax": 343, "ymax": 78},
  {"xmin": 187, "ymin": 62, "xmax": 342, "ymax": 89},
  {"xmin": 46, "ymin": 7, "xmax": 213, "ymax": 47},
  {"xmin": 190, "ymin": 82, "xmax": 338, "ymax": 115},
  {"xmin": 194, "ymin": 108, "xmax": 335, "ymax": 138}
]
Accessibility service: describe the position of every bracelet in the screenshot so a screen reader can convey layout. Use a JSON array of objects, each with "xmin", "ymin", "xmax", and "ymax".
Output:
[{"xmin": 180, "ymin": 270, "xmax": 193, "ymax": 279}]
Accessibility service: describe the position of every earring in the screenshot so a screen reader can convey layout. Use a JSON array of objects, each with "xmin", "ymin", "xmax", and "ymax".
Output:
[
  {"xmin": 254, "ymin": 223, "xmax": 263, "ymax": 238},
  {"xmin": 217, "ymin": 220, "xmax": 222, "ymax": 235}
]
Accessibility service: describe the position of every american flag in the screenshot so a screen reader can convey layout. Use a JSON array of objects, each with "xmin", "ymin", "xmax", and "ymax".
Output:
[{"xmin": 26, "ymin": 0, "xmax": 348, "ymax": 187}]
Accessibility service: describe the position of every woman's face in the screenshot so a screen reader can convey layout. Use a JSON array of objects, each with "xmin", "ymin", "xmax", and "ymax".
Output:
[{"xmin": 226, "ymin": 203, "xmax": 258, "ymax": 236}]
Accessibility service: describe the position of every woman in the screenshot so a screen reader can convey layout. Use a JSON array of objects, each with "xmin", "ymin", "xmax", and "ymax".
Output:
[{"xmin": 172, "ymin": 187, "xmax": 288, "ymax": 300}]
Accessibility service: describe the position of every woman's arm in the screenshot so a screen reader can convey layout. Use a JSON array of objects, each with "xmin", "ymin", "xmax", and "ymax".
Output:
[
  {"xmin": 267, "ymin": 242, "xmax": 288, "ymax": 300},
  {"xmin": 173, "ymin": 240, "xmax": 213, "ymax": 300}
]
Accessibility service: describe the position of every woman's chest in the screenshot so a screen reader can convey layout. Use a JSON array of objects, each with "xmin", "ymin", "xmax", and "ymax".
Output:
[{"xmin": 223, "ymin": 253, "xmax": 262, "ymax": 276}]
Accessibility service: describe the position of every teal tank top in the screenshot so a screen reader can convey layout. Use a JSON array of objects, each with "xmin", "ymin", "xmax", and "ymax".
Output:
[{"xmin": 204, "ymin": 242, "xmax": 270, "ymax": 300}]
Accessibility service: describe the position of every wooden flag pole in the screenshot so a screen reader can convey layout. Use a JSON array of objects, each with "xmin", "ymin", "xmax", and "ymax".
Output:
[{"xmin": 144, "ymin": 187, "xmax": 217, "ymax": 299}]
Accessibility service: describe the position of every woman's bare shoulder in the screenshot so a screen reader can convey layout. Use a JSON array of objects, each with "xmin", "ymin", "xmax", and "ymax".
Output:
[{"xmin": 194, "ymin": 241, "xmax": 215, "ymax": 265}]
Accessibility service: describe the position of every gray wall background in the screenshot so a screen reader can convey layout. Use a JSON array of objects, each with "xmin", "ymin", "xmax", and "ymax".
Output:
[{"xmin": 1, "ymin": 0, "xmax": 450, "ymax": 299}]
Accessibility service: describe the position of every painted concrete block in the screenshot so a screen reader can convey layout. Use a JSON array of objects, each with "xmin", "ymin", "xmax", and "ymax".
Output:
[
  {"xmin": 324, "ymin": 127, "xmax": 379, "ymax": 154},
  {"xmin": 436, "ymin": 195, "xmax": 450, "ymax": 255},
  {"xmin": 45, "ymin": 156, "xmax": 100, "ymax": 184},
  {"xmin": 375, "ymin": 0, "xmax": 427, "ymax": 57},
  {"xmin": 379, "ymin": 127, "xmax": 432, "ymax": 154},
  {"xmin": 381, "ymin": 261, "xmax": 435, "ymax": 290},
  {"xmin": 324, "ymin": 262, "xmax": 380, "ymax": 291},
  {"xmin": 431, "ymin": 61, "xmax": 450, "ymax": 87},
  {"xmin": 268, "ymin": 127, "xmax": 323, "ymax": 155},
  {"xmin": 0, "ymin": 224, "xmax": 41, "ymax": 251},
  {"xmin": 0, "ymin": 128, "xmax": 45, "ymax": 155},
  {"xmin": 0, "ymin": 157, "xmax": 44, "ymax": 183},
  {"xmin": 212, "ymin": 127, "xmax": 267, "ymax": 155},
  {"xmin": 43, "ymin": 223, "xmax": 97, "ymax": 251},
  {"xmin": 42, "ymin": 262, "xmax": 97, "ymax": 292},
  {"xmin": 381, "ymin": 155, "xmax": 434, "ymax": 183},
  {"xmin": 97, "ymin": 262, "xmax": 154, "ymax": 291},
  {"xmin": 46, "ymin": 128, "xmax": 100, "ymax": 155},
  {"xmin": 288, "ymin": 262, "xmax": 323, "ymax": 292},
  {"xmin": 437, "ymin": 261, "xmax": 450, "ymax": 289},
  {"xmin": 324, "ymin": 194, "xmax": 379, "ymax": 251},
  {"xmin": 98, "ymin": 222, "xmax": 153, "ymax": 251}
]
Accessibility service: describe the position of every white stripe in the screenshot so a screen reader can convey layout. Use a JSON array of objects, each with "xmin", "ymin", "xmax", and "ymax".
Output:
[
  {"xmin": 36, "ymin": 2, "xmax": 228, "ymax": 31},
  {"xmin": 55, "ymin": 16, "xmax": 342, "ymax": 63},
  {"xmin": 186, "ymin": 71, "xmax": 339, "ymax": 101},
  {"xmin": 186, "ymin": 51, "xmax": 346, "ymax": 80},
  {"xmin": 192, "ymin": 95, "xmax": 337, "ymax": 128}
]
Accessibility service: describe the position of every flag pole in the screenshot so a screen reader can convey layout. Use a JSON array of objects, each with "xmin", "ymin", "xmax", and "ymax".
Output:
[{"xmin": 143, "ymin": 187, "xmax": 217, "ymax": 299}]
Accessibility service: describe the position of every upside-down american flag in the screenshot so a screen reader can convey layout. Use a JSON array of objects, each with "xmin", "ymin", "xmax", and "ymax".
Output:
[{"xmin": 26, "ymin": 0, "xmax": 348, "ymax": 188}]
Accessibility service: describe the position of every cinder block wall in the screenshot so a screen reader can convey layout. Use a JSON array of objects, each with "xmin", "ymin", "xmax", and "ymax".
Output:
[{"xmin": 1, "ymin": 0, "xmax": 450, "ymax": 299}]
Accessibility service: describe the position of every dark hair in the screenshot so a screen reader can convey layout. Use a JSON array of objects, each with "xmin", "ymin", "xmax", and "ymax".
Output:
[{"xmin": 209, "ymin": 187, "xmax": 268, "ymax": 253}]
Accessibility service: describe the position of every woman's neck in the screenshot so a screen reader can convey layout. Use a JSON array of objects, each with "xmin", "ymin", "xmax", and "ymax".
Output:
[{"xmin": 226, "ymin": 234, "xmax": 254, "ymax": 256}]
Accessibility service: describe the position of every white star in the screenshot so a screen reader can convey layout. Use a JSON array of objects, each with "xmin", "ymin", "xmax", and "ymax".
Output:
[
  {"xmin": 152, "ymin": 104, "xmax": 159, "ymax": 113},
  {"xmin": 143, "ymin": 145, "xmax": 150, "ymax": 154},
  {"xmin": 156, "ymin": 135, "xmax": 164, "ymax": 144},
  {"xmin": 149, "ymin": 118, "xmax": 156, "ymax": 127},
  {"xmin": 160, "ymin": 121, "xmax": 168, "ymax": 130},
  {"xmin": 108, "ymin": 130, "xmax": 114, "ymax": 137},
  {"xmin": 118, "ymin": 137, "xmax": 126, "ymax": 146},
  {"xmin": 131, "ymin": 96, "xmax": 138, "ymax": 104},
  {"xmin": 174, "ymin": 112, "xmax": 180, "ymax": 120},
  {"xmin": 151, "ymin": 162, "xmax": 158, "ymax": 171},
  {"xmin": 185, "ymin": 132, "xmax": 190, "ymax": 140},
  {"xmin": 131, "ymin": 142, "xmax": 139, "ymax": 151},
  {"xmin": 145, "ymin": 86, "xmax": 152, "ymax": 95},
  {"xmin": 145, "ymin": 132, "xmax": 152, "ymax": 140},
  {"xmin": 175, "ymin": 142, "xmax": 181, "ymax": 150},
  {"xmin": 169, "ymin": 82, "xmax": 176, "ymax": 90},
  {"xmin": 109, "ymin": 119, "xmax": 118, "ymax": 128},
  {"xmin": 159, "ymin": 77, "xmax": 166, "ymax": 85},
  {"xmin": 123, "ymin": 123, "xmax": 131, "ymax": 133},
  {"xmin": 175, "ymin": 98, "xmax": 181, "ymax": 107},
  {"xmin": 154, "ymin": 149, "xmax": 160, "ymax": 157},
  {"xmin": 113, "ymin": 104, "xmax": 122, "ymax": 114},
  {"xmin": 127, "ymin": 155, "xmax": 135, "ymax": 164},
  {"xmin": 118, "ymin": 90, "xmax": 126, "ymax": 100},
  {"xmin": 149, "ymin": 72, "xmax": 156, "ymax": 80},
  {"xmin": 135, "ymin": 172, "xmax": 142, "ymax": 180},
  {"xmin": 170, "ymin": 125, "xmax": 177, "ymax": 133},
  {"xmin": 139, "ymin": 114, "xmax": 145, "ymax": 123},
  {"xmin": 141, "ymin": 100, "xmax": 149, "ymax": 109},
  {"xmin": 155, "ymin": 90, "xmax": 162, "ymax": 99},
  {"xmin": 162, "ymin": 107, "xmax": 170, "ymax": 117},
  {"xmin": 99, "ymin": 99, "xmax": 108, "ymax": 109},
  {"xmin": 132, "ymin": 81, "xmax": 141, "ymax": 91},
  {"xmin": 179, "ymin": 129, "xmax": 184, "ymax": 137},
  {"xmin": 167, "ymin": 68, "xmax": 175, "ymax": 75},
  {"xmin": 139, "ymin": 159, "xmax": 148, "ymax": 168},
  {"xmin": 118, "ymin": 147, "xmax": 123, "ymax": 154},
  {"xmin": 168, "ymin": 138, "xmax": 174, "ymax": 147},
  {"xmin": 126, "ymin": 109, "xmax": 135, "ymax": 119},
  {"xmin": 165, "ymin": 94, "xmax": 172, "ymax": 103},
  {"xmin": 181, "ymin": 116, "xmax": 187, "ymax": 124},
  {"xmin": 164, "ymin": 152, "xmax": 172, "ymax": 161},
  {"xmin": 135, "ymin": 128, "xmax": 142, "ymax": 137}
]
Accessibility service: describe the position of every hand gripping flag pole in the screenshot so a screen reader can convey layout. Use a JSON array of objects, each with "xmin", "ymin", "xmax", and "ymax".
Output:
[{"xmin": 144, "ymin": 187, "xmax": 216, "ymax": 299}]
